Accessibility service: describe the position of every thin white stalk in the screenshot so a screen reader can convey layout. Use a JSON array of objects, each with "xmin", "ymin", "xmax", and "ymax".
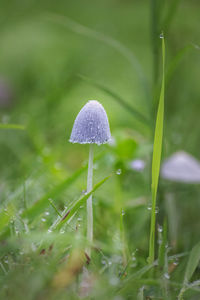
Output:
[{"xmin": 86, "ymin": 144, "xmax": 94, "ymax": 258}]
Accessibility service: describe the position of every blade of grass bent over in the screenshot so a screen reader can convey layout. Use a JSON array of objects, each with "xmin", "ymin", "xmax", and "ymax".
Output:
[
  {"xmin": 51, "ymin": 175, "xmax": 111, "ymax": 231},
  {"xmin": 148, "ymin": 34, "xmax": 165, "ymax": 264},
  {"xmin": 23, "ymin": 165, "xmax": 87, "ymax": 221}
]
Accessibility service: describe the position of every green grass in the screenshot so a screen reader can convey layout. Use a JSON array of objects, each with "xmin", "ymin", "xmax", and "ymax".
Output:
[
  {"xmin": 1, "ymin": 0, "xmax": 200, "ymax": 299},
  {"xmin": 148, "ymin": 34, "xmax": 165, "ymax": 265}
]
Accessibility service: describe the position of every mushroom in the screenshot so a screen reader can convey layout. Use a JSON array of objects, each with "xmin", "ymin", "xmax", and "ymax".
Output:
[
  {"xmin": 161, "ymin": 151, "xmax": 200, "ymax": 183},
  {"xmin": 70, "ymin": 100, "xmax": 111, "ymax": 257}
]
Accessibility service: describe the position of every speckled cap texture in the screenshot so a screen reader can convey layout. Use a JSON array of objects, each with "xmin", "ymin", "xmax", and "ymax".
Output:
[{"xmin": 69, "ymin": 100, "xmax": 111, "ymax": 145}]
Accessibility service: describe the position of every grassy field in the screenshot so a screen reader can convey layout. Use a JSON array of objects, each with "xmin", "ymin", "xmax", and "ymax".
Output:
[{"xmin": 1, "ymin": 0, "xmax": 200, "ymax": 299}]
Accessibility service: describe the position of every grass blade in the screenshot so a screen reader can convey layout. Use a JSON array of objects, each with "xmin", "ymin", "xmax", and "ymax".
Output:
[
  {"xmin": 148, "ymin": 34, "xmax": 165, "ymax": 264},
  {"xmin": 52, "ymin": 175, "xmax": 111, "ymax": 231},
  {"xmin": 23, "ymin": 165, "xmax": 87, "ymax": 221}
]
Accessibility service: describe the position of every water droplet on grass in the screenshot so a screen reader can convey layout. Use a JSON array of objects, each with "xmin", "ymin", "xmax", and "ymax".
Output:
[
  {"xmin": 173, "ymin": 260, "xmax": 179, "ymax": 266},
  {"xmin": 158, "ymin": 225, "xmax": 163, "ymax": 232},
  {"xmin": 101, "ymin": 259, "xmax": 107, "ymax": 265},
  {"xmin": 41, "ymin": 218, "xmax": 46, "ymax": 222},
  {"xmin": 45, "ymin": 211, "xmax": 50, "ymax": 216},
  {"xmin": 121, "ymin": 209, "xmax": 125, "ymax": 216},
  {"xmin": 164, "ymin": 273, "xmax": 170, "ymax": 279},
  {"xmin": 4, "ymin": 256, "xmax": 8, "ymax": 264},
  {"xmin": 116, "ymin": 169, "xmax": 122, "ymax": 175},
  {"xmin": 147, "ymin": 205, "xmax": 152, "ymax": 211},
  {"xmin": 131, "ymin": 256, "xmax": 136, "ymax": 261},
  {"xmin": 160, "ymin": 33, "xmax": 164, "ymax": 39}
]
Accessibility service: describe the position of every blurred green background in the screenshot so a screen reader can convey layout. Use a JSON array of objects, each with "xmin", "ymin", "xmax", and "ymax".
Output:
[{"xmin": 1, "ymin": 0, "xmax": 200, "ymax": 299}]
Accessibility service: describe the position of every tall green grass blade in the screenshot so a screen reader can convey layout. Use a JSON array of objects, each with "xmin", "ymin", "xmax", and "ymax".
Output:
[
  {"xmin": 78, "ymin": 74, "xmax": 150, "ymax": 127},
  {"xmin": 52, "ymin": 175, "xmax": 111, "ymax": 231},
  {"xmin": 178, "ymin": 241, "xmax": 200, "ymax": 299},
  {"xmin": 148, "ymin": 34, "xmax": 165, "ymax": 264},
  {"xmin": 0, "ymin": 123, "xmax": 25, "ymax": 130},
  {"xmin": 23, "ymin": 165, "xmax": 87, "ymax": 221}
]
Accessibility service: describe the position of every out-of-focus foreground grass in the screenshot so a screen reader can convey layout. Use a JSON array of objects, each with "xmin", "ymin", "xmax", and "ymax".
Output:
[{"xmin": 0, "ymin": 0, "xmax": 200, "ymax": 299}]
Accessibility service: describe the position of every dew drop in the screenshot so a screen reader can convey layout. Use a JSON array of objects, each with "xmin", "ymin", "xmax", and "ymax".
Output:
[
  {"xmin": 155, "ymin": 206, "xmax": 159, "ymax": 214},
  {"xmin": 173, "ymin": 260, "xmax": 179, "ymax": 266},
  {"xmin": 164, "ymin": 273, "xmax": 170, "ymax": 279},
  {"xmin": 45, "ymin": 211, "xmax": 50, "ymax": 216},
  {"xmin": 158, "ymin": 225, "xmax": 163, "ymax": 232},
  {"xmin": 147, "ymin": 205, "xmax": 152, "ymax": 211},
  {"xmin": 41, "ymin": 218, "xmax": 46, "ymax": 222},
  {"xmin": 160, "ymin": 33, "xmax": 164, "ymax": 39},
  {"xmin": 4, "ymin": 256, "xmax": 8, "ymax": 264},
  {"xmin": 48, "ymin": 229, "xmax": 52, "ymax": 233},
  {"xmin": 60, "ymin": 229, "xmax": 65, "ymax": 234},
  {"xmin": 101, "ymin": 259, "xmax": 107, "ymax": 265},
  {"xmin": 116, "ymin": 169, "xmax": 122, "ymax": 175},
  {"xmin": 131, "ymin": 256, "xmax": 136, "ymax": 262},
  {"xmin": 121, "ymin": 209, "xmax": 125, "ymax": 216}
]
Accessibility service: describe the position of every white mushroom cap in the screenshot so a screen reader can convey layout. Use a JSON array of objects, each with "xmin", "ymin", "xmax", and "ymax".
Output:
[
  {"xmin": 161, "ymin": 151, "xmax": 200, "ymax": 183},
  {"xmin": 69, "ymin": 100, "xmax": 111, "ymax": 145}
]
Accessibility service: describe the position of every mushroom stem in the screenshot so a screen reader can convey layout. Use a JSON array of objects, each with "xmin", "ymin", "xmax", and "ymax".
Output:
[{"xmin": 86, "ymin": 143, "xmax": 94, "ymax": 258}]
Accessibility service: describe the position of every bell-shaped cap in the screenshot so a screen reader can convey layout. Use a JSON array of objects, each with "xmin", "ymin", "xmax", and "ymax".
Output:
[
  {"xmin": 161, "ymin": 151, "xmax": 200, "ymax": 183},
  {"xmin": 69, "ymin": 100, "xmax": 111, "ymax": 145}
]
